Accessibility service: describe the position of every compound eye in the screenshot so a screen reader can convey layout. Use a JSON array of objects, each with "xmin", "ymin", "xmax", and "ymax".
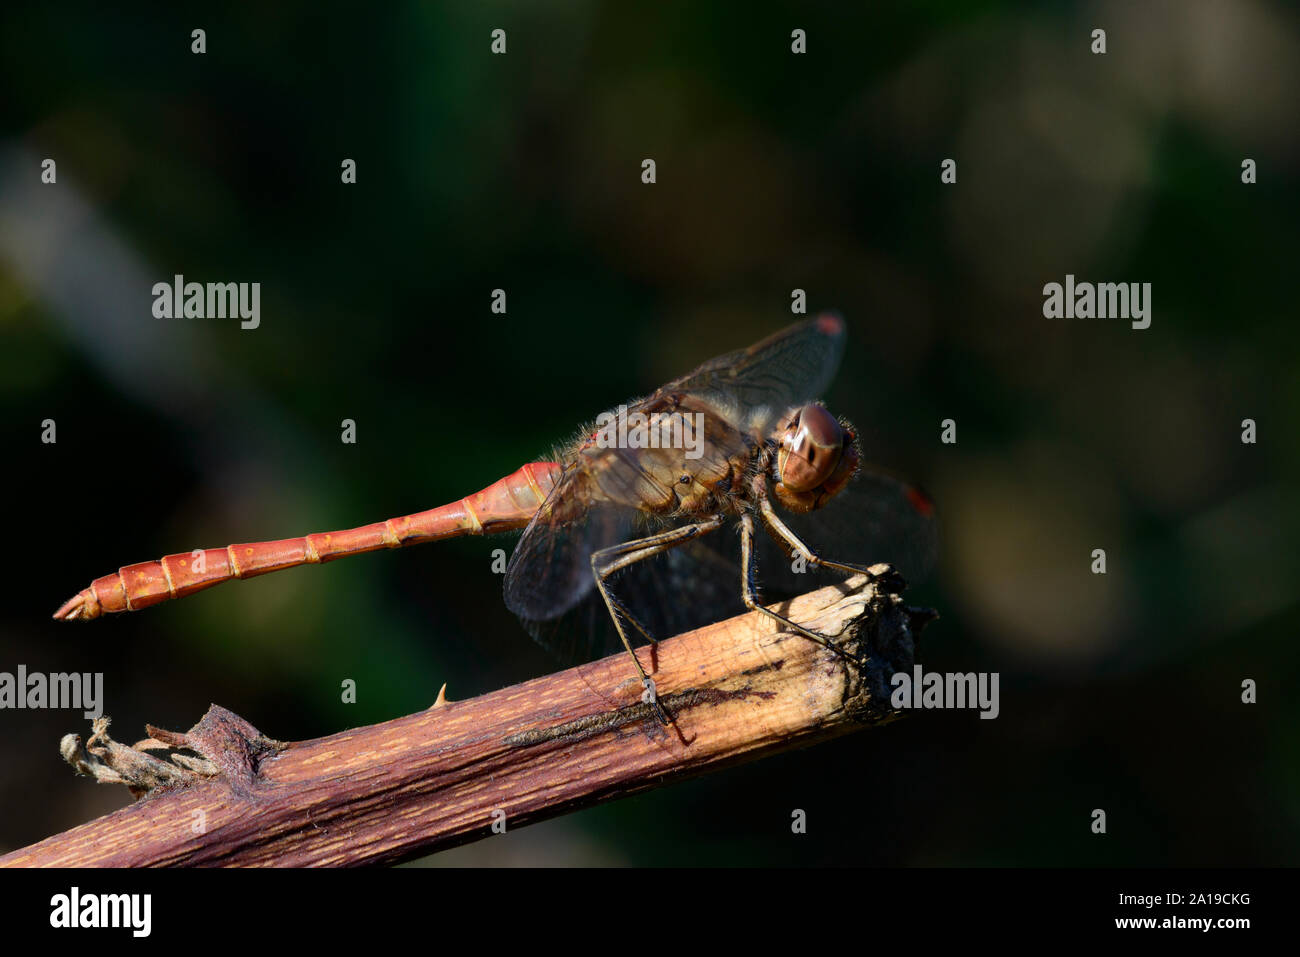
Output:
[{"xmin": 776, "ymin": 404, "xmax": 844, "ymax": 493}]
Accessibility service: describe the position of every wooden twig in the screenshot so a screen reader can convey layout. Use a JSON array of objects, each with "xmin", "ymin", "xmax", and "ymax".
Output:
[{"xmin": 1, "ymin": 569, "xmax": 934, "ymax": 867}]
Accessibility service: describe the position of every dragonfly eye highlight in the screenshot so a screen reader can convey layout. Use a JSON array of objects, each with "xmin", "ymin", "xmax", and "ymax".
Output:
[
  {"xmin": 773, "ymin": 405, "xmax": 859, "ymax": 512},
  {"xmin": 776, "ymin": 404, "xmax": 844, "ymax": 493}
]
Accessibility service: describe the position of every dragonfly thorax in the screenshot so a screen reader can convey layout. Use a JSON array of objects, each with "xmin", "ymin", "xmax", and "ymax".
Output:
[{"xmin": 772, "ymin": 403, "xmax": 861, "ymax": 514}]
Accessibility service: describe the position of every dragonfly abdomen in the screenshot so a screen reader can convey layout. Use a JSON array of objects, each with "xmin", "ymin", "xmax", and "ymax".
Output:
[{"xmin": 53, "ymin": 462, "xmax": 562, "ymax": 621}]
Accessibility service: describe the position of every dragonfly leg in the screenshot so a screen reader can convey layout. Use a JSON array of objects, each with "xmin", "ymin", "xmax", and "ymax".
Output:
[
  {"xmin": 605, "ymin": 593, "xmax": 657, "ymax": 646},
  {"xmin": 757, "ymin": 496, "xmax": 884, "ymax": 581},
  {"xmin": 740, "ymin": 512, "xmax": 859, "ymax": 668},
  {"xmin": 590, "ymin": 515, "xmax": 725, "ymax": 724}
]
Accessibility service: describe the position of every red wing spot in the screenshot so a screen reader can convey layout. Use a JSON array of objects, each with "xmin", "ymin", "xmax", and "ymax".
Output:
[
  {"xmin": 905, "ymin": 485, "xmax": 935, "ymax": 517},
  {"xmin": 816, "ymin": 313, "xmax": 844, "ymax": 336}
]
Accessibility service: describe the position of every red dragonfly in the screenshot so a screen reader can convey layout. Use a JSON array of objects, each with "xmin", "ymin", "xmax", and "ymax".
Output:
[{"xmin": 55, "ymin": 314, "xmax": 936, "ymax": 722}]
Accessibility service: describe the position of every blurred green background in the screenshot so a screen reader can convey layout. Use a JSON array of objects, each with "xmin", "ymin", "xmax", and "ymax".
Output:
[{"xmin": 1, "ymin": 1, "xmax": 1297, "ymax": 865}]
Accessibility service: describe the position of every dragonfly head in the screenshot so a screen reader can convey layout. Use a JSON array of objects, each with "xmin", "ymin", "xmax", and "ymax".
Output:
[{"xmin": 773, "ymin": 403, "xmax": 861, "ymax": 513}]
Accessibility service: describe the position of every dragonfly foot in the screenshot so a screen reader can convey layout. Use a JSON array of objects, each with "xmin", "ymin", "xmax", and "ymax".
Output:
[{"xmin": 641, "ymin": 678, "xmax": 670, "ymax": 725}]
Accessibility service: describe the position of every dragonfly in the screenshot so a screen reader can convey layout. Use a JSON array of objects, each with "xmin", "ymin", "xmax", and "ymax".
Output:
[{"xmin": 54, "ymin": 314, "xmax": 937, "ymax": 724}]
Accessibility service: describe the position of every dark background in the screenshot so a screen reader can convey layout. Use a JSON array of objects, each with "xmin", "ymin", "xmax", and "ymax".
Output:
[{"xmin": 1, "ymin": 2, "xmax": 1297, "ymax": 865}]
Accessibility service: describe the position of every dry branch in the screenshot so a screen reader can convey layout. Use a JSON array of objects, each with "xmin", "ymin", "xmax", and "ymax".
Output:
[{"xmin": 2, "ymin": 568, "xmax": 934, "ymax": 867}]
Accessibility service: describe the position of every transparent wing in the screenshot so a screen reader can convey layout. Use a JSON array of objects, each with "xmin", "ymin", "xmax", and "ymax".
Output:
[
  {"xmin": 662, "ymin": 314, "xmax": 847, "ymax": 433},
  {"xmin": 501, "ymin": 315, "xmax": 878, "ymax": 668},
  {"xmin": 503, "ymin": 455, "xmax": 746, "ymax": 665},
  {"xmin": 503, "ymin": 468, "xmax": 936, "ymax": 667},
  {"xmin": 502, "ymin": 471, "xmax": 632, "ymax": 625},
  {"xmin": 506, "ymin": 510, "xmax": 746, "ymax": 667},
  {"xmin": 747, "ymin": 468, "xmax": 939, "ymax": 599}
]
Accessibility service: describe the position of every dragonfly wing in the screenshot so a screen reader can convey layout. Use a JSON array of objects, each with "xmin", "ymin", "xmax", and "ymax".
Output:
[
  {"xmin": 662, "ymin": 314, "xmax": 847, "ymax": 434},
  {"xmin": 503, "ymin": 495, "xmax": 629, "ymax": 665},
  {"xmin": 546, "ymin": 538, "xmax": 746, "ymax": 666},
  {"xmin": 506, "ymin": 508, "xmax": 746, "ymax": 667},
  {"xmin": 503, "ymin": 468, "xmax": 632, "ymax": 623},
  {"xmin": 751, "ymin": 467, "xmax": 939, "ymax": 598}
]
